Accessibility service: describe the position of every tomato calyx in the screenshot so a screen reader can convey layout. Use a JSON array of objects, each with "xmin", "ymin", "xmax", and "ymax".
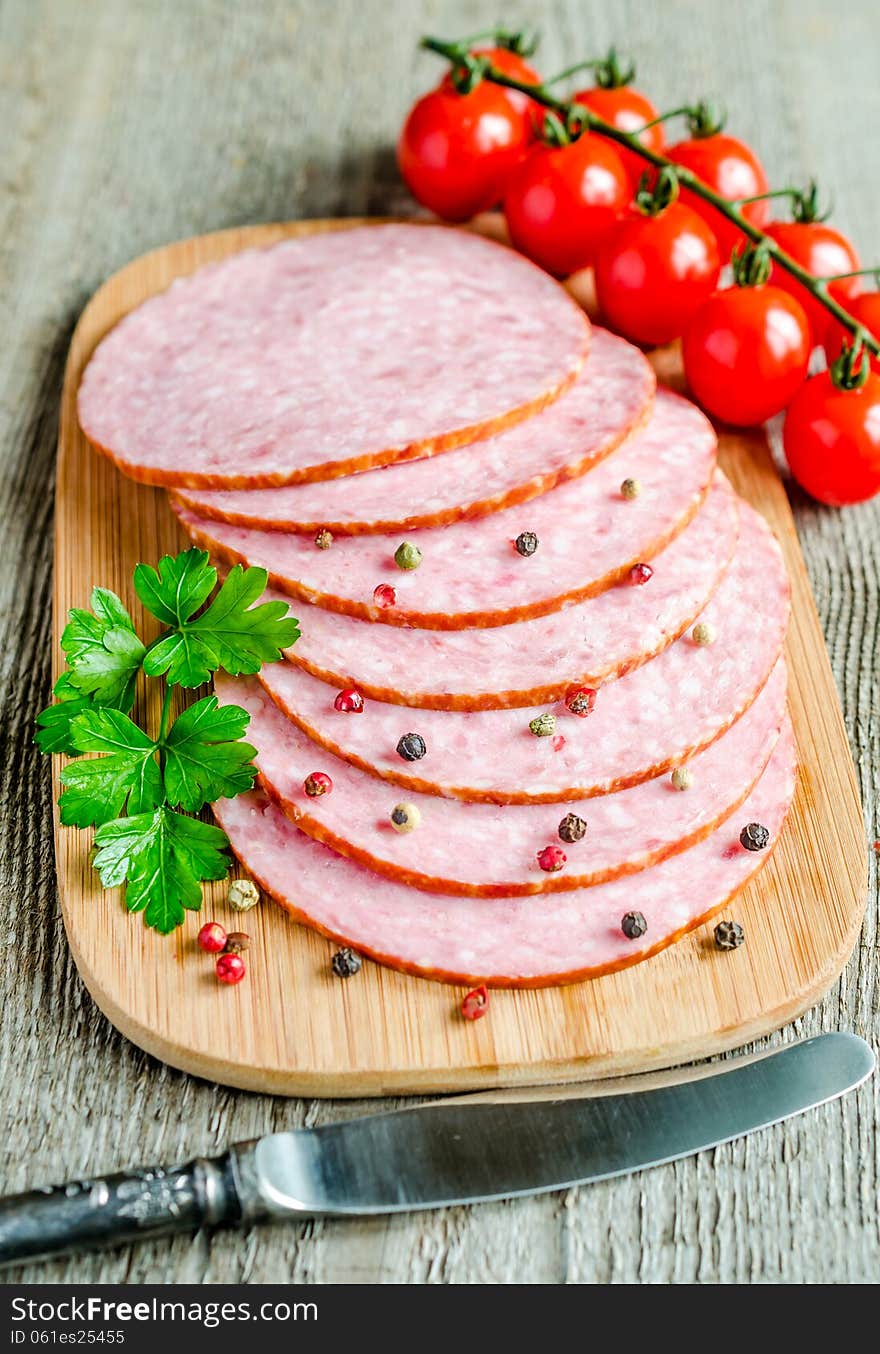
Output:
[
  {"xmin": 494, "ymin": 27, "xmax": 539, "ymax": 57},
  {"xmin": 683, "ymin": 99, "xmax": 727, "ymax": 139},
  {"xmin": 830, "ymin": 337, "xmax": 872, "ymax": 392},
  {"xmin": 789, "ymin": 179, "xmax": 832, "ymax": 225},
  {"xmin": 731, "ymin": 241, "xmax": 773, "ymax": 288},
  {"xmin": 540, "ymin": 105, "xmax": 590, "ymax": 147},
  {"xmin": 591, "ymin": 46, "xmax": 637, "ymax": 90},
  {"xmin": 448, "ymin": 52, "xmax": 491, "ymax": 95},
  {"xmin": 634, "ymin": 165, "xmax": 680, "ymax": 217}
]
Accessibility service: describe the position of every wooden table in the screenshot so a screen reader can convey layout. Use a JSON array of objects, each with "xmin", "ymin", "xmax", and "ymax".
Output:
[{"xmin": 1, "ymin": 0, "xmax": 877, "ymax": 1284}]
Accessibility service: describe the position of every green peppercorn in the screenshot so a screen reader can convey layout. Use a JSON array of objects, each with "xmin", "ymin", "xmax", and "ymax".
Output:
[
  {"xmin": 394, "ymin": 541, "xmax": 423, "ymax": 571},
  {"xmin": 529, "ymin": 712, "xmax": 556, "ymax": 737},
  {"xmin": 620, "ymin": 477, "xmax": 642, "ymax": 500},
  {"xmin": 314, "ymin": 528, "xmax": 334, "ymax": 550}
]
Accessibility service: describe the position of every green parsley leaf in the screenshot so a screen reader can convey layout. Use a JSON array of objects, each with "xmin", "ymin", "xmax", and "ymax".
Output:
[
  {"xmin": 60, "ymin": 587, "xmax": 146, "ymax": 708},
  {"xmin": 163, "ymin": 696, "xmax": 258, "ymax": 812},
  {"xmin": 92, "ymin": 806, "xmax": 230, "ymax": 934},
  {"xmin": 58, "ymin": 708, "xmax": 162, "ymax": 827},
  {"xmin": 34, "ymin": 673, "xmax": 93, "ymax": 755},
  {"xmin": 142, "ymin": 560, "xmax": 299, "ymax": 687},
  {"xmin": 132, "ymin": 548, "xmax": 216, "ymax": 629}
]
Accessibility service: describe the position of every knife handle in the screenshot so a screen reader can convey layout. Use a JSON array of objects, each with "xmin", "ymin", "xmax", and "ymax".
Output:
[{"xmin": 0, "ymin": 1147, "xmax": 262, "ymax": 1268}]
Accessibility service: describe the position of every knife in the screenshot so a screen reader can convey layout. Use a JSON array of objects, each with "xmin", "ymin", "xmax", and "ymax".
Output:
[{"xmin": 0, "ymin": 1032, "xmax": 872, "ymax": 1268}]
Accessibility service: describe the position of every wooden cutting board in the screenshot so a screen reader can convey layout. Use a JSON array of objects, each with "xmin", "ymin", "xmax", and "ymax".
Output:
[{"xmin": 52, "ymin": 217, "xmax": 868, "ymax": 1097}]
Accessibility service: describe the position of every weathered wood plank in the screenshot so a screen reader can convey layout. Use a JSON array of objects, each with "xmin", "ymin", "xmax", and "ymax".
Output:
[{"xmin": 0, "ymin": 0, "xmax": 877, "ymax": 1284}]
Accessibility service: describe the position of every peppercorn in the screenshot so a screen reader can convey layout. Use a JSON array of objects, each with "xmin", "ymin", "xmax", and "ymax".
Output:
[
  {"xmin": 537, "ymin": 844, "xmax": 566, "ymax": 872},
  {"xmin": 390, "ymin": 802, "xmax": 421, "ymax": 834},
  {"xmin": 227, "ymin": 878, "xmax": 260, "ymax": 912},
  {"xmin": 304, "ymin": 771, "xmax": 333, "ymax": 797},
  {"xmin": 314, "ymin": 528, "xmax": 334, "ymax": 550},
  {"xmin": 461, "ymin": 985, "xmax": 489, "ymax": 1020},
  {"xmin": 394, "ymin": 541, "xmax": 423, "ymax": 571},
  {"xmin": 514, "ymin": 531, "xmax": 539, "ymax": 557},
  {"xmin": 558, "ymin": 812, "xmax": 587, "ymax": 844},
  {"xmin": 529, "ymin": 712, "xmax": 556, "ymax": 737},
  {"xmin": 396, "ymin": 732, "xmax": 426, "ymax": 762},
  {"xmin": 620, "ymin": 477, "xmax": 642, "ymax": 500},
  {"xmin": 334, "ymin": 687, "xmax": 365, "ymax": 713},
  {"xmin": 564, "ymin": 685, "xmax": 597, "ymax": 717},
  {"xmin": 197, "ymin": 921, "xmax": 227, "ymax": 954},
  {"xmin": 671, "ymin": 767, "xmax": 693, "ymax": 790},
  {"xmin": 627, "ymin": 562, "xmax": 654, "ymax": 586},
  {"xmin": 373, "ymin": 583, "xmax": 397, "ymax": 608},
  {"xmin": 621, "ymin": 911, "xmax": 648, "ymax": 940},
  {"xmin": 692, "ymin": 621, "xmax": 716, "ymax": 646},
  {"xmin": 714, "ymin": 920, "xmax": 745, "ymax": 950},
  {"xmin": 224, "ymin": 931, "xmax": 250, "ymax": 954},
  {"xmin": 216, "ymin": 952, "xmax": 246, "ymax": 985},
  {"xmin": 739, "ymin": 822, "xmax": 770, "ymax": 851},
  {"xmin": 331, "ymin": 947, "xmax": 362, "ymax": 979}
]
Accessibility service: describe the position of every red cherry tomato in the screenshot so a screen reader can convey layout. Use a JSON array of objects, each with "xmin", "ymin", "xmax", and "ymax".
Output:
[
  {"xmin": 595, "ymin": 201, "xmax": 721, "ymax": 346},
  {"xmin": 824, "ymin": 293, "xmax": 880, "ymax": 375},
  {"xmin": 398, "ymin": 83, "xmax": 528, "ymax": 221},
  {"xmin": 764, "ymin": 221, "xmax": 861, "ymax": 345},
  {"xmin": 667, "ymin": 134, "xmax": 769, "ymax": 260},
  {"xmin": 683, "ymin": 285, "xmax": 811, "ymax": 425},
  {"xmin": 783, "ymin": 369, "xmax": 880, "ymax": 505},
  {"xmin": 450, "ymin": 48, "xmax": 542, "ymax": 134},
  {"xmin": 573, "ymin": 85, "xmax": 664, "ymax": 186},
  {"xmin": 503, "ymin": 133, "xmax": 630, "ymax": 275}
]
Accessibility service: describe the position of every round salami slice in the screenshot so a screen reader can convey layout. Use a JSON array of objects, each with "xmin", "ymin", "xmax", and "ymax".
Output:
[
  {"xmin": 212, "ymin": 720, "xmax": 797, "ymax": 987},
  {"xmin": 271, "ymin": 476, "xmax": 738, "ymax": 706},
  {"xmin": 258, "ymin": 504, "xmax": 788, "ymax": 801},
  {"xmin": 78, "ymin": 225, "xmax": 590, "ymax": 489},
  {"xmin": 175, "ymin": 388, "xmax": 715, "ymax": 629},
  {"xmin": 218, "ymin": 665, "xmax": 786, "ymax": 896},
  {"xmin": 171, "ymin": 329, "xmax": 654, "ymax": 534}
]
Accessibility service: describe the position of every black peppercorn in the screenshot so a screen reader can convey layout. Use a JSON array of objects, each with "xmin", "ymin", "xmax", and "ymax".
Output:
[
  {"xmin": 331, "ymin": 947, "xmax": 362, "ymax": 978},
  {"xmin": 739, "ymin": 822, "xmax": 770, "ymax": 852},
  {"xmin": 514, "ymin": 531, "xmax": 538, "ymax": 557},
  {"xmin": 621, "ymin": 911, "xmax": 648, "ymax": 940},
  {"xmin": 558, "ymin": 813, "xmax": 587, "ymax": 844},
  {"xmin": 396, "ymin": 732, "xmax": 427, "ymax": 762},
  {"xmin": 714, "ymin": 920, "xmax": 745, "ymax": 951}
]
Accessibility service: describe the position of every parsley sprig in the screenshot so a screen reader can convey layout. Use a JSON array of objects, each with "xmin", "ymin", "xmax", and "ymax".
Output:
[{"xmin": 36, "ymin": 548, "xmax": 299, "ymax": 933}]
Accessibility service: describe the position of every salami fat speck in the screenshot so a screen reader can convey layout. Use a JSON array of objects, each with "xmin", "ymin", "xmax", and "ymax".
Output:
[
  {"xmin": 78, "ymin": 225, "xmax": 590, "ymax": 489},
  {"xmin": 172, "ymin": 329, "xmax": 654, "ymax": 535},
  {"xmin": 218, "ymin": 666, "xmax": 785, "ymax": 895},
  {"xmin": 259, "ymin": 503, "xmax": 788, "ymax": 800},
  {"xmin": 212, "ymin": 720, "xmax": 797, "ymax": 987},
  {"xmin": 175, "ymin": 389, "xmax": 716, "ymax": 629}
]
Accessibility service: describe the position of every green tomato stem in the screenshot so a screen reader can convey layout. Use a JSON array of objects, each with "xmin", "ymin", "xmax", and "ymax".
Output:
[{"xmin": 419, "ymin": 33, "xmax": 880, "ymax": 357}]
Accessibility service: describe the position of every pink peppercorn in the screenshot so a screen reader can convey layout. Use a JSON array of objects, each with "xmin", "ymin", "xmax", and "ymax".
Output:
[
  {"xmin": 334, "ymin": 688, "xmax": 365, "ymax": 713},
  {"xmin": 537, "ymin": 844, "xmax": 567, "ymax": 873},
  {"xmin": 304, "ymin": 771, "xmax": 333, "ymax": 797},
  {"xmin": 197, "ymin": 921, "xmax": 227, "ymax": 954},
  {"xmin": 216, "ymin": 952, "xmax": 246, "ymax": 985},
  {"xmin": 461, "ymin": 985, "xmax": 489, "ymax": 1021},
  {"xmin": 373, "ymin": 583, "xmax": 397, "ymax": 609},
  {"xmin": 565, "ymin": 685, "xmax": 597, "ymax": 717},
  {"xmin": 627, "ymin": 562, "xmax": 654, "ymax": 586}
]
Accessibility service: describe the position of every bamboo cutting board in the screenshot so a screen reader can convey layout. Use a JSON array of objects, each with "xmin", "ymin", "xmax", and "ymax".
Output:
[{"xmin": 52, "ymin": 218, "xmax": 868, "ymax": 1097}]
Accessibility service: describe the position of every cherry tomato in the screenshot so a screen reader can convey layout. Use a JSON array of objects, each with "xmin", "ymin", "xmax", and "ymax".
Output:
[
  {"xmin": 667, "ymin": 134, "xmax": 769, "ymax": 260},
  {"xmin": 574, "ymin": 85, "xmax": 664, "ymax": 186},
  {"xmin": 783, "ymin": 369, "xmax": 880, "ymax": 505},
  {"xmin": 398, "ymin": 83, "xmax": 528, "ymax": 221},
  {"xmin": 765, "ymin": 221, "xmax": 861, "ymax": 345},
  {"xmin": 824, "ymin": 293, "xmax": 880, "ymax": 375},
  {"xmin": 503, "ymin": 133, "xmax": 630, "ymax": 275},
  {"xmin": 682, "ymin": 285, "xmax": 811, "ymax": 425},
  {"xmin": 450, "ymin": 48, "xmax": 542, "ymax": 134},
  {"xmin": 594, "ymin": 201, "xmax": 720, "ymax": 346}
]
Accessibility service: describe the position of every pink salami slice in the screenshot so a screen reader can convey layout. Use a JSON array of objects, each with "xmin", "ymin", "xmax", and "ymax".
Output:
[
  {"xmin": 258, "ymin": 504, "xmax": 788, "ymax": 801},
  {"xmin": 272, "ymin": 476, "xmax": 738, "ymax": 706},
  {"xmin": 212, "ymin": 719, "xmax": 797, "ymax": 987},
  {"xmin": 175, "ymin": 388, "xmax": 715, "ymax": 629},
  {"xmin": 78, "ymin": 225, "xmax": 590, "ymax": 489},
  {"xmin": 218, "ymin": 664, "xmax": 786, "ymax": 896},
  {"xmin": 171, "ymin": 329, "xmax": 654, "ymax": 534}
]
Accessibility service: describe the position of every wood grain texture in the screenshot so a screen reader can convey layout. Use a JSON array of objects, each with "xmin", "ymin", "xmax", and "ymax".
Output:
[
  {"xmin": 51, "ymin": 215, "xmax": 864, "ymax": 1097},
  {"xmin": 0, "ymin": 0, "xmax": 877, "ymax": 1284}
]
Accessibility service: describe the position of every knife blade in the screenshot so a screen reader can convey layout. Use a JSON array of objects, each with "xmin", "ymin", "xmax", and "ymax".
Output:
[{"xmin": 0, "ymin": 1032, "xmax": 872, "ymax": 1267}]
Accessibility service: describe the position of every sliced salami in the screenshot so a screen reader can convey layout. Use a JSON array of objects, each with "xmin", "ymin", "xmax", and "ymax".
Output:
[
  {"xmin": 78, "ymin": 225, "xmax": 590, "ymax": 489},
  {"xmin": 272, "ymin": 477, "xmax": 738, "ymax": 706},
  {"xmin": 212, "ymin": 720, "xmax": 797, "ymax": 987},
  {"xmin": 218, "ymin": 665, "xmax": 785, "ymax": 896},
  {"xmin": 171, "ymin": 329, "xmax": 654, "ymax": 534},
  {"xmin": 258, "ymin": 505, "xmax": 788, "ymax": 801},
  {"xmin": 175, "ymin": 389, "xmax": 715, "ymax": 629}
]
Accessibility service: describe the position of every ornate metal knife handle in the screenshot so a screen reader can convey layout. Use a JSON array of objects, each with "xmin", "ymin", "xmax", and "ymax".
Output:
[{"xmin": 0, "ymin": 1145, "xmax": 263, "ymax": 1267}]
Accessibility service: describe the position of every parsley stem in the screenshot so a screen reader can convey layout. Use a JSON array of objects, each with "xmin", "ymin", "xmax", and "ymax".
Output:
[{"xmin": 158, "ymin": 682, "xmax": 173, "ymax": 743}]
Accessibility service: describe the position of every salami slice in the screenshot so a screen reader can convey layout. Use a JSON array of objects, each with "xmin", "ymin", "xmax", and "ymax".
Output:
[
  {"xmin": 212, "ymin": 720, "xmax": 797, "ymax": 987},
  {"xmin": 258, "ymin": 505, "xmax": 788, "ymax": 801},
  {"xmin": 218, "ymin": 665, "xmax": 785, "ymax": 896},
  {"xmin": 78, "ymin": 225, "xmax": 590, "ymax": 489},
  {"xmin": 273, "ymin": 476, "xmax": 738, "ymax": 706},
  {"xmin": 171, "ymin": 330, "xmax": 654, "ymax": 534},
  {"xmin": 175, "ymin": 389, "xmax": 715, "ymax": 630}
]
